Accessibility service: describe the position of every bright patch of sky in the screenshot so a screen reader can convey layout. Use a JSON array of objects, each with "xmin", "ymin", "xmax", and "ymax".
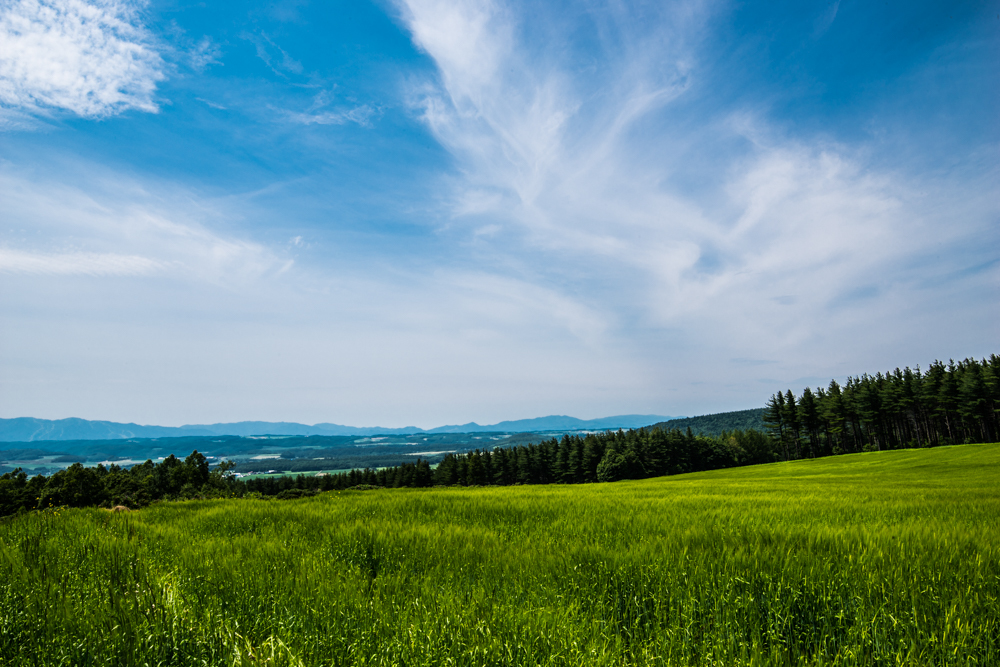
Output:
[{"xmin": 0, "ymin": 0, "xmax": 996, "ymax": 427}]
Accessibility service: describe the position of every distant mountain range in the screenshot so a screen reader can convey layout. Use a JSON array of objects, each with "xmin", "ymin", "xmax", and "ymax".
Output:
[{"xmin": 0, "ymin": 414, "xmax": 679, "ymax": 442}]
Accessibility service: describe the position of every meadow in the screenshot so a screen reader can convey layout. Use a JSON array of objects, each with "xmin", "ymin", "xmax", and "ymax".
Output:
[{"xmin": 1, "ymin": 444, "xmax": 998, "ymax": 666}]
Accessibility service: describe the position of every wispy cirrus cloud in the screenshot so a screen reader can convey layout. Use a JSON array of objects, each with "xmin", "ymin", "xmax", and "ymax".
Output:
[
  {"xmin": 391, "ymin": 0, "xmax": 998, "ymax": 380},
  {"xmin": 0, "ymin": 165, "xmax": 287, "ymax": 285},
  {"xmin": 0, "ymin": 248, "xmax": 166, "ymax": 276},
  {"xmin": 282, "ymin": 89, "xmax": 381, "ymax": 127},
  {"xmin": 244, "ymin": 30, "xmax": 303, "ymax": 76},
  {"xmin": 0, "ymin": 0, "xmax": 164, "ymax": 119},
  {"xmin": 287, "ymin": 105, "xmax": 378, "ymax": 127},
  {"xmin": 188, "ymin": 36, "xmax": 222, "ymax": 72}
]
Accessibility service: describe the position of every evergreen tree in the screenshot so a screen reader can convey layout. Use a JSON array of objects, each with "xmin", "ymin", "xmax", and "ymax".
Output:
[
  {"xmin": 764, "ymin": 393, "xmax": 786, "ymax": 459},
  {"xmin": 798, "ymin": 387, "xmax": 820, "ymax": 458},
  {"xmin": 783, "ymin": 390, "xmax": 801, "ymax": 459}
]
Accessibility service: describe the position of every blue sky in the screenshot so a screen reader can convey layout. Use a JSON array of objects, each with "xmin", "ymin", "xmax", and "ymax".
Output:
[{"xmin": 0, "ymin": 0, "xmax": 996, "ymax": 427}]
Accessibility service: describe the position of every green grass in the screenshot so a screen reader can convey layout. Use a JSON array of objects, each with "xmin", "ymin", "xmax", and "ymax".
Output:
[{"xmin": 2, "ymin": 444, "xmax": 998, "ymax": 666}]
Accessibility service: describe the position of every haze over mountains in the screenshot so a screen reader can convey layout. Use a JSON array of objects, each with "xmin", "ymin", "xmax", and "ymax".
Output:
[{"xmin": 0, "ymin": 415, "xmax": 679, "ymax": 442}]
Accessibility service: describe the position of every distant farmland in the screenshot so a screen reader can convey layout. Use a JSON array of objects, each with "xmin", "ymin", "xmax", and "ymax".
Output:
[{"xmin": 1, "ymin": 443, "xmax": 997, "ymax": 665}]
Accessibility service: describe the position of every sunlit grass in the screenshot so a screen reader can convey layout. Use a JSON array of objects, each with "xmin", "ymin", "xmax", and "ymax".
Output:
[{"xmin": 2, "ymin": 444, "xmax": 998, "ymax": 665}]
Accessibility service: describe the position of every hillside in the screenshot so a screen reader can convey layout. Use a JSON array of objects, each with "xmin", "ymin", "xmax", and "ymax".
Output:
[
  {"xmin": 1, "ymin": 444, "xmax": 997, "ymax": 665},
  {"xmin": 425, "ymin": 414, "xmax": 676, "ymax": 433},
  {"xmin": 649, "ymin": 407, "xmax": 766, "ymax": 435}
]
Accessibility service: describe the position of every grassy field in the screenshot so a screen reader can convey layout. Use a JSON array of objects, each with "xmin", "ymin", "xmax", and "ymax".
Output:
[{"xmin": 1, "ymin": 444, "xmax": 998, "ymax": 666}]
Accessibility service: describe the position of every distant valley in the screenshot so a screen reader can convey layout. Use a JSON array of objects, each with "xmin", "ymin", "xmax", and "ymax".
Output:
[{"xmin": 0, "ymin": 410, "xmax": 766, "ymax": 478}]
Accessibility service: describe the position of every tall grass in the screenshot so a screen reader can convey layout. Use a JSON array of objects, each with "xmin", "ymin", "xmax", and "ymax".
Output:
[{"xmin": 2, "ymin": 444, "xmax": 998, "ymax": 666}]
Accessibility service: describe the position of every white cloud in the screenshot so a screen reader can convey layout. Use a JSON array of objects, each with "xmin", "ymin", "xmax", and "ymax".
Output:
[
  {"xmin": 0, "ymin": 0, "xmax": 164, "ymax": 118},
  {"xmin": 392, "ymin": 0, "xmax": 998, "ymax": 388},
  {"xmin": 396, "ymin": 0, "xmax": 704, "ymax": 257},
  {"xmin": 188, "ymin": 36, "xmax": 221, "ymax": 72},
  {"xmin": 288, "ymin": 105, "xmax": 377, "ymax": 127},
  {"xmin": 196, "ymin": 97, "xmax": 226, "ymax": 110},
  {"xmin": 0, "ymin": 165, "xmax": 286, "ymax": 285},
  {"xmin": 438, "ymin": 271, "xmax": 610, "ymax": 346},
  {"xmin": 0, "ymin": 248, "xmax": 166, "ymax": 275},
  {"xmin": 283, "ymin": 89, "xmax": 381, "ymax": 127},
  {"xmin": 244, "ymin": 31, "xmax": 302, "ymax": 76}
]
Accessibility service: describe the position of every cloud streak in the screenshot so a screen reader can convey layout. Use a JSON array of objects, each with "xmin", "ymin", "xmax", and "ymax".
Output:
[
  {"xmin": 0, "ymin": 165, "xmax": 287, "ymax": 286},
  {"xmin": 287, "ymin": 105, "xmax": 378, "ymax": 127},
  {"xmin": 0, "ymin": 248, "xmax": 166, "ymax": 276}
]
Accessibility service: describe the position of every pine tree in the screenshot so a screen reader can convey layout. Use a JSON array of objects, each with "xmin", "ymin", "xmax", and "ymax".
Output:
[
  {"xmin": 798, "ymin": 387, "xmax": 820, "ymax": 458},
  {"xmin": 783, "ymin": 390, "xmax": 801, "ymax": 458},
  {"xmin": 763, "ymin": 393, "xmax": 786, "ymax": 459}
]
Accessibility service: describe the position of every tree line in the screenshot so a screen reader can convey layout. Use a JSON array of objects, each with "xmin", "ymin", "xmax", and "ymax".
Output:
[
  {"xmin": 763, "ymin": 356, "xmax": 999, "ymax": 457},
  {"xmin": 2, "ymin": 354, "xmax": 995, "ymax": 516},
  {"xmin": 0, "ymin": 428, "xmax": 776, "ymax": 515},
  {"xmin": 318, "ymin": 427, "xmax": 776, "ymax": 490},
  {"xmin": 0, "ymin": 452, "xmax": 236, "ymax": 517}
]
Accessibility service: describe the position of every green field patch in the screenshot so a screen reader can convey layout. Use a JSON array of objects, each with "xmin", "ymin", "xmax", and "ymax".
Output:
[{"xmin": 1, "ymin": 444, "xmax": 998, "ymax": 665}]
